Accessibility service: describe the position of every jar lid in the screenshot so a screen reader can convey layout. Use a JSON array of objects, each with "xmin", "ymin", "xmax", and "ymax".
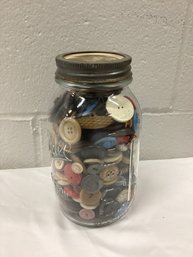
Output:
[{"xmin": 55, "ymin": 51, "xmax": 132, "ymax": 85}]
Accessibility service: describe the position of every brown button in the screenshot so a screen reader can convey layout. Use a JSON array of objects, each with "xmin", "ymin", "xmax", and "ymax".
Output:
[
  {"xmin": 80, "ymin": 190, "xmax": 102, "ymax": 207},
  {"xmin": 99, "ymin": 165, "xmax": 119, "ymax": 185},
  {"xmin": 59, "ymin": 118, "xmax": 81, "ymax": 144}
]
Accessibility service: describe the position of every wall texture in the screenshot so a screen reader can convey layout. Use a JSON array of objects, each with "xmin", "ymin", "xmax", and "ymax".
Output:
[{"xmin": 0, "ymin": 0, "xmax": 193, "ymax": 169}]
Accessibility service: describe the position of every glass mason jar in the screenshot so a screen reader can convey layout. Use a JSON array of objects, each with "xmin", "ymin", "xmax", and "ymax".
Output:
[{"xmin": 49, "ymin": 51, "xmax": 141, "ymax": 227}]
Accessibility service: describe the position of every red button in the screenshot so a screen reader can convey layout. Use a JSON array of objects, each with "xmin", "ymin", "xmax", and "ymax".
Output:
[
  {"xmin": 79, "ymin": 209, "xmax": 95, "ymax": 220},
  {"xmin": 64, "ymin": 186, "xmax": 80, "ymax": 199},
  {"xmin": 64, "ymin": 163, "xmax": 82, "ymax": 185},
  {"xmin": 116, "ymin": 135, "xmax": 130, "ymax": 144}
]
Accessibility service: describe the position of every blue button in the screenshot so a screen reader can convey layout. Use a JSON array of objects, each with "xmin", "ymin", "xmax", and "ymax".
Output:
[
  {"xmin": 133, "ymin": 111, "xmax": 139, "ymax": 132},
  {"xmin": 80, "ymin": 100, "xmax": 99, "ymax": 116},
  {"xmin": 87, "ymin": 163, "xmax": 103, "ymax": 174},
  {"xmin": 95, "ymin": 137, "xmax": 116, "ymax": 149}
]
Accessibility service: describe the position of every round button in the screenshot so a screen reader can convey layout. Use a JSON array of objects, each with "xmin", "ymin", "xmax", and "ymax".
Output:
[
  {"xmin": 106, "ymin": 95, "xmax": 134, "ymax": 122},
  {"xmin": 99, "ymin": 165, "xmax": 119, "ymax": 185},
  {"xmin": 95, "ymin": 137, "xmax": 116, "ymax": 149},
  {"xmin": 59, "ymin": 118, "xmax": 81, "ymax": 144},
  {"xmin": 80, "ymin": 146, "xmax": 107, "ymax": 160},
  {"xmin": 109, "ymin": 128, "xmax": 133, "ymax": 137},
  {"xmin": 80, "ymin": 190, "xmax": 102, "ymax": 206},
  {"xmin": 80, "ymin": 203, "xmax": 98, "ymax": 210},
  {"xmin": 64, "ymin": 163, "xmax": 82, "ymax": 185},
  {"xmin": 99, "ymin": 199, "xmax": 120, "ymax": 217},
  {"xmin": 133, "ymin": 111, "xmax": 139, "ymax": 132},
  {"xmin": 104, "ymin": 151, "xmax": 123, "ymax": 164},
  {"xmin": 53, "ymin": 159, "xmax": 65, "ymax": 171},
  {"xmin": 87, "ymin": 164, "xmax": 103, "ymax": 174},
  {"xmin": 116, "ymin": 188, "xmax": 128, "ymax": 203},
  {"xmin": 64, "ymin": 186, "xmax": 80, "ymax": 200},
  {"xmin": 79, "ymin": 209, "xmax": 95, "ymax": 220},
  {"xmin": 71, "ymin": 155, "xmax": 85, "ymax": 174},
  {"xmin": 81, "ymin": 175, "xmax": 102, "ymax": 193},
  {"xmin": 71, "ymin": 162, "xmax": 84, "ymax": 174},
  {"xmin": 80, "ymin": 100, "xmax": 99, "ymax": 116},
  {"xmin": 53, "ymin": 171, "xmax": 70, "ymax": 185},
  {"xmin": 116, "ymin": 144, "xmax": 128, "ymax": 152},
  {"xmin": 116, "ymin": 136, "xmax": 130, "ymax": 144},
  {"xmin": 104, "ymin": 200, "xmax": 120, "ymax": 216},
  {"xmin": 84, "ymin": 159, "xmax": 103, "ymax": 164}
]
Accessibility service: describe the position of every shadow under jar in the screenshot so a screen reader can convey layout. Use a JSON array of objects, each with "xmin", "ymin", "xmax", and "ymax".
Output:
[{"xmin": 49, "ymin": 51, "xmax": 141, "ymax": 227}]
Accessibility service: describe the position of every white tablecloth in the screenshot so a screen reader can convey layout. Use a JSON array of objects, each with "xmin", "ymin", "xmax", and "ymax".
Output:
[{"xmin": 0, "ymin": 158, "xmax": 193, "ymax": 257}]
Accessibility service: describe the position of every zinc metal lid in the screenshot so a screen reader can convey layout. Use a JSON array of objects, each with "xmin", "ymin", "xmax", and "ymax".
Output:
[{"xmin": 55, "ymin": 51, "xmax": 132, "ymax": 85}]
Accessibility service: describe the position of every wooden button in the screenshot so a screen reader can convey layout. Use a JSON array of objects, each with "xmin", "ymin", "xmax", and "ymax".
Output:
[
  {"xmin": 99, "ymin": 165, "xmax": 119, "ymax": 185},
  {"xmin": 80, "ymin": 190, "xmax": 102, "ymax": 207},
  {"xmin": 59, "ymin": 118, "xmax": 81, "ymax": 144}
]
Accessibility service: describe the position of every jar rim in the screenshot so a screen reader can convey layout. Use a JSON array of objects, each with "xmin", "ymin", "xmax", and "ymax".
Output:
[{"xmin": 55, "ymin": 51, "xmax": 132, "ymax": 85}]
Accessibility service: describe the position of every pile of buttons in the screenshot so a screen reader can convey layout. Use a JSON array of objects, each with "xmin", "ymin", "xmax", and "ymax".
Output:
[{"xmin": 49, "ymin": 91, "xmax": 140, "ymax": 226}]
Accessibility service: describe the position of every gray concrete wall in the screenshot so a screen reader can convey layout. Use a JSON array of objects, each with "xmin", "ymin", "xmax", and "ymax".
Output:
[{"xmin": 1, "ymin": 0, "xmax": 193, "ymax": 168}]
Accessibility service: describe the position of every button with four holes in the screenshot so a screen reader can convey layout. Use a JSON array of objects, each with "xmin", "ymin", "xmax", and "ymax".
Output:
[
  {"xmin": 59, "ymin": 117, "xmax": 81, "ymax": 144},
  {"xmin": 99, "ymin": 165, "xmax": 119, "ymax": 185}
]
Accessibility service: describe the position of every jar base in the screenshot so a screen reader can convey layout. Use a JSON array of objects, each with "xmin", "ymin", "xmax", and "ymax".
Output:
[{"xmin": 59, "ymin": 196, "xmax": 135, "ymax": 228}]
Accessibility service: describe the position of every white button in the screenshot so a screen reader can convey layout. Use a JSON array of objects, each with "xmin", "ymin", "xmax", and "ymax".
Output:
[
  {"xmin": 59, "ymin": 118, "xmax": 81, "ymax": 144},
  {"xmin": 72, "ymin": 162, "xmax": 84, "ymax": 174},
  {"xmin": 53, "ymin": 159, "xmax": 65, "ymax": 171},
  {"xmin": 106, "ymin": 95, "xmax": 134, "ymax": 122},
  {"xmin": 116, "ymin": 189, "xmax": 128, "ymax": 203}
]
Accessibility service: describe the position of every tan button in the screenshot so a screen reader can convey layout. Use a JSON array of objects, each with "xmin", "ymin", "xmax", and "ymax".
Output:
[
  {"xmin": 99, "ymin": 165, "xmax": 119, "ymax": 185},
  {"xmin": 53, "ymin": 171, "xmax": 70, "ymax": 185},
  {"xmin": 116, "ymin": 144, "xmax": 128, "ymax": 152},
  {"xmin": 84, "ymin": 159, "xmax": 104, "ymax": 164},
  {"xmin": 57, "ymin": 180, "xmax": 70, "ymax": 186},
  {"xmin": 72, "ymin": 162, "xmax": 84, "ymax": 174},
  {"xmin": 53, "ymin": 159, "xmax": 65, "ymax": 171},
  {"xmin": 80, "ymin": 190, "xmax": 102, "ymax": 207},
  {"xmin": 71, "ymin": 155, "xmax": 85, "ymax": 174},
  {"xmin": 80, "ymin": 203, "xmax": 98, "ymax": 210},
  {"xmin": 59, "ymin": 118, "xmax": 81, "ymax": 144},
  {"xmin": 116, "ymin": 189, "xmax": 128, "ymax": 203},
  {"xmin": 104, "ymin": 151, "xmax": 123, "ymax": 164},
  {"xmin": 106, "ymin": 95, "xmax": 134, "ymax": 122}
]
